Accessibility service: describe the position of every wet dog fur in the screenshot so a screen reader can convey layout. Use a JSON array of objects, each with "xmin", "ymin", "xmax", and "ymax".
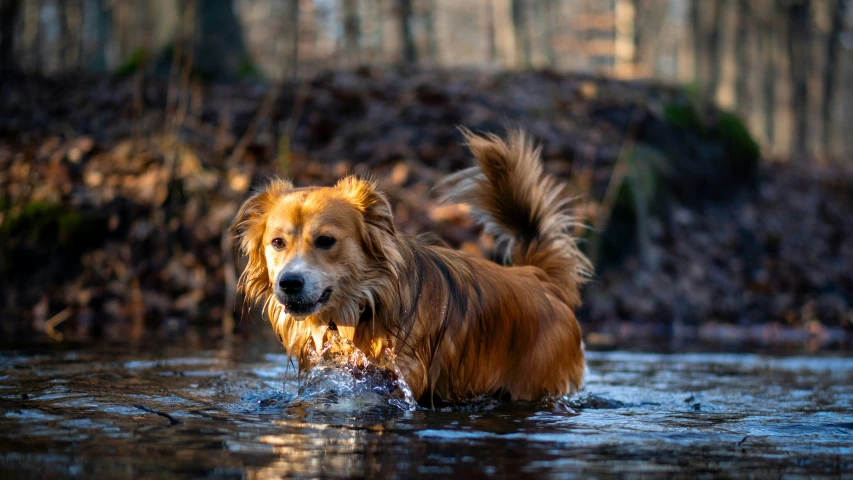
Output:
[{"xmin": 232, "ymin": 130, "xmax": 592, "ymax": 403}]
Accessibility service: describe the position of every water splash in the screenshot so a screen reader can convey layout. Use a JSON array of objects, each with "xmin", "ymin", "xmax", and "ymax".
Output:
[{"xmin": 290, "ymin": 335, "xmax": 416, "ymax": 411}]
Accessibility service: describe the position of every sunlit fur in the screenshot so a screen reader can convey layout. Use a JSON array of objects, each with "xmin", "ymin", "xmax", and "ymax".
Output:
[{"xmin": 232, "ymin": 129, "xmax": 592, "ymax": 403}]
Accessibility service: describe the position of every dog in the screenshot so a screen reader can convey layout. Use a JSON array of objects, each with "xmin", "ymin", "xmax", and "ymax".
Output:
[{"xmin": 232, "ymin": 130, "xmax": 592, "ymax": 403}]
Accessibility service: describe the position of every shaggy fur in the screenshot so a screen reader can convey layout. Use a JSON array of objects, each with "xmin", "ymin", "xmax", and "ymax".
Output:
[{"xmin": 232, "ymin": 129, "xmax": 592, "ymax": 403}]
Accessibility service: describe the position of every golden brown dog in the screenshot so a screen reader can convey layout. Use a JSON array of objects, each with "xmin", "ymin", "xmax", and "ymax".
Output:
[{"xmin": 232, "ymin": 130, "xmax": 592, "ymax": 403}]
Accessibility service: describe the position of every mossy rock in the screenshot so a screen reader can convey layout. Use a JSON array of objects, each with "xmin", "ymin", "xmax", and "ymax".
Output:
[
  {"xmin": 661, "ymin": 101, "xmax": 759, "ymax": 180},
  {"xmin": 237, "ymin": 57, "xmax": 263, "ymax": 80},
  {"xmin": 717, "ymin": 110, "xmax": 760, "ymax": 169},
  {"xmin": 115, "ymin": 48, "xmax": 148, "ymax": 77},
  {"xmin": 3, "ymin": 202, "xmax": 78, "ymax": 244},
  {"xmin": 662, "ymin": 102, "xmax": 705, "ymax": 133},
  {"xmin": 642, "ymin": 101, "xmax": 760, "ymax": 204},
  {"xmin": 0, "ymin": 201, "xmax": 109, "ymax": 280}
]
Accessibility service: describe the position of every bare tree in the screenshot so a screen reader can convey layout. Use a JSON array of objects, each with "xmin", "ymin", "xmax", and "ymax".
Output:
[
  {"xmin": 533, "ymin": 0, "xmax": 558, "ymax": 67},
  {"xmin": 691, "ymin": 0, "xmax": 725, "ymax": 99},
  {"xmin": 22, "ymin": 0, "xmax": 40, "ymax": 73},
  {"xmin": 56, "ymin": 0, "xmax": 70, "ymax": 71},
  {"xmin": 786, "ymin": 0, "xmax": 811, "ymax": 158},
  {"xmin": 821, "ymin": 0, "xmax": 848, "ymax": 157},
  {"xmin": 422, "ymin": 0, "xmax": 438, "ymax": 62},
  {"xmin": 631, "ymin": 0, "xmax": 669, "ymax": 78},
  {"xmin": 0, "ymin": 0, "xmax": 21, "ymax": 72},
  {"xmin": 484, "ymin": 0, "xmax": 497, "ymax": 65},
  {"xmin": 511, "ymin": 0, "xmax": 531, "ymax": 68},
  {"xmin": 614, "ymin": 0, "xmax": 635, "ymax": 78},
  {"xmin": 89, "ymin": 0, "xmax": 111, "ymax": 72},
  {"xmin": 194, "ymin": 0, "xmax": 251, "ymax": 79},
  {"xmin": 734, "ymin": 0, "xmax": 752, "ymax": 113},
  {"xmin": 398, "ymin": 0, "xmax": 417, "ymax": 64},
  {"xmin": 690, "ymin": 0, "xmax": 701, "ymax": 81},
  {"xmin": 342, "ymin": 0, "xmax": 360, "ymax": 58},
  {"xmin": 758, "ymin": 4, "xmax": 780, "ymax": 148},
  {"xmin": 706, "ymin": 0, "xmax": 724, "ymax": 100},
  {"xmin": 289, "ymin": 0, "xmax": 300, "ymax": 77},
  {"xmin": 690, "ymin": 0, "xmax": 719, "ymax": 97}
]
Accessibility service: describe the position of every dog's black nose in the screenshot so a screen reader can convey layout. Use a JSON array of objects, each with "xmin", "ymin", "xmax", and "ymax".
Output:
[{"xmin": 278, "ymin": 273, "xmax": 304, "ymax": 295}]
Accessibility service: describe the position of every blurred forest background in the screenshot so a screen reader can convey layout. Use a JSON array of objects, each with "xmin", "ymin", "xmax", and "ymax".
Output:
[
  {"xmin": 1, "ymin": 0, "xmax": 851, "ymax": 351},
  {"xmin": 3, "ymin": 0, "xmax": 853, "ymax": 158}
]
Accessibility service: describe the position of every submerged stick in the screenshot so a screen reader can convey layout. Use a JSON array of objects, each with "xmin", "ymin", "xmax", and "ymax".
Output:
[{"xmin": 134, "ymin": 404, "xmax": 184, "ymax": 425}]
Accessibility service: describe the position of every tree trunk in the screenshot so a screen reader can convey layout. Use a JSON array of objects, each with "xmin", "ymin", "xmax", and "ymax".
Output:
[
  {"xmin": 289, "ymin": 0, "xmax": 300, "ymax": 77},
  {"xmin": 74, "ymin": 0, "xmax": 86, "ymax": 70},
  {"xmin": 691, "ymin": 0, "xmax": 702, "ymax": 82},
  {"xmin": 760, "ymin": 14, "xmax": 776, "ymax": 147},
  {"xmin": 534, "ymin": 0, "xmax": 557, "ymax": 67},
  {"xmin": 511, "ymin": 0, "xmax": 530, "ymax": 68},
  {"xmin": 821, "ymin": 0, "xmax": 847, "ymax": 157},
  {"xmin": 734, "ymin": 0, "xmax": 752, "ymax": 114},
  {"xmin": 194, "ymin": 0, "xmax": 250, "ymax": 79},
  {"xmin": 57, "ymin": 0, "xmax": 70, "ymax": 71},
  {"xmin": 23, "ymin": 0, "xmax": 40, "ymax": 73},
  {"xmin": 691, "ymin": 0, "xmax": 723, "ymax": 98},
  {"xmin": 705, "ymin": 0, "xmax": 724, "ymax": 100},
  {"xmin": 422, "ymin": 0, "xmax": 438, "ymax": 62},
  {"xmin": 484, "ymin": 0, "xmax": 496, "ymax": 65},
  {"xmin": 398, "ymin": 0, "xmax": 417, "ymax": 64},
  {"xmin": 88, "ymin": 0, "xmax": 111, "ymax": 72},
  {"xmin": 614, "ymin": 0, "xmax": 636, "ymax": 78},
  {"xmin": 786, "ymin": 0, "xmax": 811, "ymax": 159},
  {"xmin": 0, "ymin": 0, "xmax": 21, "ymax": 72},
  {"xmin": 62, "ymin": 0, "xmax": 85, "ymax": 71},
  {"xmin": 631, "ymin": 0, "xmax": 668, "ymax": 78},
  {"xmin": 342, "ymin": 0, "xmax": 360, "ymax": 55}
]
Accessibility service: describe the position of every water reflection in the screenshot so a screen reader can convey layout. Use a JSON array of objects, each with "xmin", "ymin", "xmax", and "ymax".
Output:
[{"xmin": 248, "ymin": 420, "xmax": 394, "ymax": 478}]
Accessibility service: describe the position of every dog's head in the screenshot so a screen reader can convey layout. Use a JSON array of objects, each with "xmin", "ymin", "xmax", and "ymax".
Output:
[{"xmin": 231, "ymin": 176, "xmax": 398, "ymax": 346}]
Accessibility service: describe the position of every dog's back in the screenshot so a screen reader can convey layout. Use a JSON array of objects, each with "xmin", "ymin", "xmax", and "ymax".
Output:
[{"xmin": 389, "ymin": 130, "xmax": 592, "ymax": 402}]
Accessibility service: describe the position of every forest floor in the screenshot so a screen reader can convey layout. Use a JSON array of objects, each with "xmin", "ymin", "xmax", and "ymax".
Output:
[{"xmin": 1, "ymin": 69, "xmax": 851, "ymax": 351}]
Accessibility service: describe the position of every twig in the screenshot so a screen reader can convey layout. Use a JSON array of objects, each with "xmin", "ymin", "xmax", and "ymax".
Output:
[
  {"xmin": 130, "ymin": 278, "xmax": 144, "ymax": 344},
  {"xmin": 44, "ymin": 308, "xmax": 73, "ymax": 341},
  {"xmin": 131, "ymin": 71, "xmax": 144, "ymax": 149},
  {"xmin": 569, "ymin": 139, "xmax": 597, "ymax": 239},
  {"xmin": 226, "ymin": 83, "xmax": 282, "ymax": 166},
  {"xmin": 221, "ymin": 228, "xmax": 237, "ymax": 342},
  {"xmin": 278, "ymin": 84, "xmax": 309, "ymax": 177},
  {"xmin": 164, "ymin": 0, "xmax": 196, "ymax": 136},
  {"xmin": 587, "ymin": 109, "xmax": 645, "ymax": 265},
  {"xmin": 172, "ymin": 0, "xmax": 196, "ymax": 132},
  {"xmin": 134, "ymin": 404, "xmax": 184, "ymax": 425}
]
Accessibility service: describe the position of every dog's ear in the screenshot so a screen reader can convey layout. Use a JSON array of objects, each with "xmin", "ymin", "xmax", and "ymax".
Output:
[
  {"xmin": 231, "ymin": 178, "xmax": 293, "ymax": 301},
  {"xmin": 335, "ymin": 176, "xmax": 397, "ymax": 260}
]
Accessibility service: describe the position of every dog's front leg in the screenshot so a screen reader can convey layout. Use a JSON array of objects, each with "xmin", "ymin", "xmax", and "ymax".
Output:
[{"xmin": 393, "ymin": 354, "xmax": 428, "ymax": 402}]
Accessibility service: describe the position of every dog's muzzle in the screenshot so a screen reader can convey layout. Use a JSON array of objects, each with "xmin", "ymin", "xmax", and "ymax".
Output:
[{"xmin": 275, "ymin": 272, "xmax": 333, "ymax": 316}]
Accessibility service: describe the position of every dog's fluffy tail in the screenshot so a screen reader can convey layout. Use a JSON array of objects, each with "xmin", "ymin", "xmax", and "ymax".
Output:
[{"xmin": 437, "ymin": 129, "xmax": 592, "ymax": 303}]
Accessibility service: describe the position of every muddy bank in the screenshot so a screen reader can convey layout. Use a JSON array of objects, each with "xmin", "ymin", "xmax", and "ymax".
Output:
[{"xmin": 0, "ymin": 69, "xmax": 850, "ymax": 346}]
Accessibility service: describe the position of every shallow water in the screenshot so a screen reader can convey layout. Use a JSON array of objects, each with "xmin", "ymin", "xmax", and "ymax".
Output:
[{"xmin": 1, "ymin": 343, "xmax": 851, "ymax": 478}]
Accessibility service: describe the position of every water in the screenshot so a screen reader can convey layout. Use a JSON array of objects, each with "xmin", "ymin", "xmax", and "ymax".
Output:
[{"xmin": 1, "ymin": 341, "xmax": 851, "ymax": 478}]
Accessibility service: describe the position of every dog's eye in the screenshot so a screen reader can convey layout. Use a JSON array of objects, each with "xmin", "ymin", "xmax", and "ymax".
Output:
[
  {"xmin": 315, "ymin": 235, "xmax": 336, "ymax": 249},
  {"xmin": 271, "ymin": 238, "xmax": 286, "ymax": 251}
]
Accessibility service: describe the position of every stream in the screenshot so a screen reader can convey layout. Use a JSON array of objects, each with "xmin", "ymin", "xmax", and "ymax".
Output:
[{"xmin": 1, "ymin": 341, "xmax": 851, "ymax": 478}]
